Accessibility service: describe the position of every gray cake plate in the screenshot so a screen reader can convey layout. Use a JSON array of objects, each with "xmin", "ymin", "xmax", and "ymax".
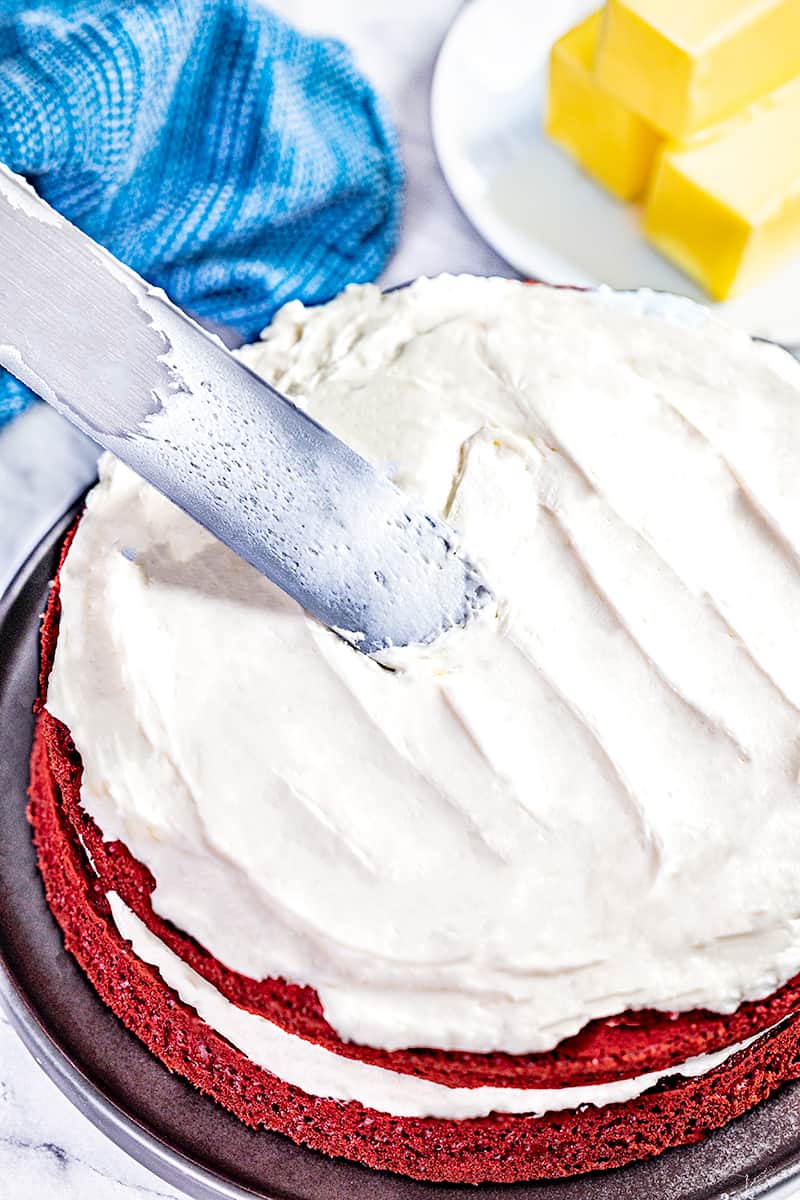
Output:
[{"xmin": 3, "ymin": 507, "xmax": 800, "ymax": 1200}]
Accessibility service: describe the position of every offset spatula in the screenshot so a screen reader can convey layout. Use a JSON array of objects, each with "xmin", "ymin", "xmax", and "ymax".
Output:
[{"xmin": 0, "ymin": 165, "xmax": 490, "ymax": 654}]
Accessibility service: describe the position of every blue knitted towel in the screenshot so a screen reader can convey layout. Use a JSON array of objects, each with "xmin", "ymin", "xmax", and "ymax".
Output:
[{"xmin": 0, "ymin": 0, "xmax": 403, "ymax": 426}]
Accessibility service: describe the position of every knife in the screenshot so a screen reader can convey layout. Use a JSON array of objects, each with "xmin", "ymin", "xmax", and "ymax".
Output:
[{"xmin": 0, "ymin": 165, "xmax": 491, "ymax": 655}]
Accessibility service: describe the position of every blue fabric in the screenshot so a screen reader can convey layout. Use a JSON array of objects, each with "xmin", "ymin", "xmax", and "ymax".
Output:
[{"xmin": 0, "ymin": 0, "xmax": 403, "ymax": 426}]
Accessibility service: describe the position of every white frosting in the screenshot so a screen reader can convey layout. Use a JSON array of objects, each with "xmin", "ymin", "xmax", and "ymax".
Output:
[
  {"xmin": 108, "ymin": 892, "xmax": 772, "ymax": 1119},
  {"xmin": 47, "ymin": 276, "xmax": 800, "ymax": 1056}
]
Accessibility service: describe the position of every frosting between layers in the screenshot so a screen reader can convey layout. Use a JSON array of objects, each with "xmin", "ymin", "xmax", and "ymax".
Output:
[
  {"xmin": 47, "ymin": 276, "xmax": 800, "ymax": 1055},
  {"xmin": 108, "ymin": 892, "xmax": 773, "ymax": 1119}
]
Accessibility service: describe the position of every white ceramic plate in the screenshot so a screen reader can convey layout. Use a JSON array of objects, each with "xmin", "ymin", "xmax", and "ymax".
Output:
[{"xmin": 431, "ymin": 0, "xmax": 800, "ymax": 345}]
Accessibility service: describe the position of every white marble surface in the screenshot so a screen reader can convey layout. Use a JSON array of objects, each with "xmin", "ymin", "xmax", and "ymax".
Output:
[{"xmin": 1, "ymin": 3, "xmax": 797, "ymax": 1198}]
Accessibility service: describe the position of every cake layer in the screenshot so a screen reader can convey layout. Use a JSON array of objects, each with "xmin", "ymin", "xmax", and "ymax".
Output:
[
  {"xmin": 37, "ymin": 359, "xmax": 800, "ymax": 1097},
  {"xmin": 41, "ymin": 698, "xmax": 800, "ymax": 1092},
  {"xmin": 109, "ymin": 890, "xmax": 778, "ymax": 1119},
  {"xmin": 27, "ymin": 718, "xmax": 800, "ymax": 1183},
  {"xmin": 45, "ymin": 278, "xmax": 800, "ymax": 1057}
]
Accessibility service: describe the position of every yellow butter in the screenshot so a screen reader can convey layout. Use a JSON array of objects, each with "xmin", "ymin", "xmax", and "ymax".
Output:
[
  {"xmin": 644, "ymin": 77, "xmax": 800, "ymax": 299},
  {"xmin": 595, "ymin": 0, "xmax": 800, "ymax": 140},
  {"xmin": 545, "ymin": 11, "xmax": 661, "ymax": 202}
]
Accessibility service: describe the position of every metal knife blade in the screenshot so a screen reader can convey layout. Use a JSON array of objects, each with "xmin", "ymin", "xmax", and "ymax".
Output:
[{"xmin": 0, "ymin": 165, "xmax": 491, "ymax": 654}]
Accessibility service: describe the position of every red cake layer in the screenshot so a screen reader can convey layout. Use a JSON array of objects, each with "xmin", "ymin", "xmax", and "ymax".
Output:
[
  {"xmin": 36, "ymin": 521, "xmax": 800, "ymax": 1094},
  {"xmin": 27, "ymin": 719, "xmax": 800, "ymax": 1183}
]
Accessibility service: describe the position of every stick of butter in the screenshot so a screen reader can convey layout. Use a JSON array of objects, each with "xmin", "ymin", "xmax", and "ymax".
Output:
[
  {"xmin": 645, "ymin": 77, "xmax": 800, "ymax": 299},
  {"xmin": 546, "ymin": 11, "xmax": 661, "ymax": 201},
  {"xmin": 595, "ymin": 0, "xmax": 800, "ymax": 139}
]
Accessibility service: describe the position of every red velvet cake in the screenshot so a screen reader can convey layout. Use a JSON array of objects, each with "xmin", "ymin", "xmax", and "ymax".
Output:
[{"xmin": 27, "ymin": 277, "xmax": 800, "ymax": 1183}]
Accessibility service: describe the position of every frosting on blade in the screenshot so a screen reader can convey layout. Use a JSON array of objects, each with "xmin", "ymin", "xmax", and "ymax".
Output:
[
  {"xmin": 108, "ymin": 893, "xmax": 776, "ymax": 1120},
  {"xmin": 47, "ymin": 276, "xmax": 800, "ymax": 1055}
]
